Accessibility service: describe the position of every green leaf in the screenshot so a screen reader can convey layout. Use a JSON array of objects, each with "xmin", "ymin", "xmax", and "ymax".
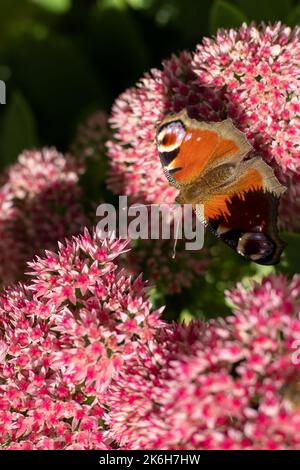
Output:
[
  {"xmin": 89, "ymin": 6, "xmax": 150, "ymax": 96},
  {"xmin": 169, "ymin": 0, "xmax": 212, "ymax": 39},
  {"xmin": 0, "ymin": 0, "xmax": 36, "ymax": 50},
  {"xmin": 240, "ymin": 264, "xmax": 275, "ymax": 288},
  {"xmin": 236, "ymin": 0, "xmax": 291, "ymax": 22},
  {"xmin": 1, "ymin": 90, "xmax": 38, "ymax": 167},
  {"xmin": 286, "ymin": 4, "xmax": 300, "ymax": 26},
  {"xmin": 179, "ymin": 309, "xmax": 199, "ymax": 324},
  {"xmin": 277, "ymin": 232, "xmax": 300, "ymax": 276},
  {"xmin": 6, "ymin": 34, "xmax": 107, "ymax": 148},
  {"xmin": 210, "ymin": 0, "xmax": 248, "ymax": 34},
  {"xmin": 30, "ymin": 0, "xmax": 71, "ymax": 14}
]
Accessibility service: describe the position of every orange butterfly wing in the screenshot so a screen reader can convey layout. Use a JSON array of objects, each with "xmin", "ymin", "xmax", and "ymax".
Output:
[{"xmin": 156, "ymin": 109, "xmax": 251, "ymax": 185}]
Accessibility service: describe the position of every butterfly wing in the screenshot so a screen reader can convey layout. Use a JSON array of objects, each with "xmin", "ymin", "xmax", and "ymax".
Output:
[
  {"xmin": 156, "ymin": 109, "xmax": 251, "ymax": 186},
  {"xmin": 156, "ymin": 111, "xmax": 286, "ymax": 265},
  {"xmin": 203, "ymin": 158, "xmax": 286, "ymax": 265}
]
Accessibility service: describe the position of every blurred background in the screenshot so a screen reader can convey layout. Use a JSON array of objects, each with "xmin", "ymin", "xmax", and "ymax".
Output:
[{"xmin": 0, "ymin": 0, "xmax": 299, "ymax": 168}]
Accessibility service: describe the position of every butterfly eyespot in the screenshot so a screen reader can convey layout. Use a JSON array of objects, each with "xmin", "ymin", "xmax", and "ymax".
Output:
[
  {"xmin": 163, "ymin": 134, "xmax": 173, "ymax": 145},
  {"xmin": 156, "ymin": 120, "xmax": 186, "ymax": 154},
  {"xmin": 237, "ymin": 232, "xmax": 275, "ymax": 261}
]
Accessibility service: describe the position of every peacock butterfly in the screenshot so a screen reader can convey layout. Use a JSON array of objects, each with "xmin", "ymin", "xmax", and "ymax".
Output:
[{"xmin": 156, "ymin": 109, "xmax": 286, "ymax": 265}]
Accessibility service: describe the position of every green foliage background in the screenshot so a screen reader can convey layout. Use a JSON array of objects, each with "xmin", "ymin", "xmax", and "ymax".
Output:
[
  {"xmin": 0, "ymin": 0, "xmax": 299, "ymax": 156},
  {"xmin": 0, "ymin": 0, "xmax": 299, "ymax": 321}
]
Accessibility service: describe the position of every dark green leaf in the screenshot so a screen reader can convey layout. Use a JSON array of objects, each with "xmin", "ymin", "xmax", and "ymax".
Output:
[
  {"xmin": 89, "ymin": 6, "xmax": 150, "ymax": 97},
  {"xmin": 286, "ymin": 4, "xmax": 300, "ymax": 26},
  {"xmin": 169, "ymin": 0, "xmax": 212, "ymax": 39},
  {"xmin": 236, "ymin": 0, "xmax": 291, "ymax": 22},
  {"xmin": 210, "ymin": 0, "xmax": 248, "ymax": 34},
  {"xmin": 0, "ymin": 0, "xmax": 37, "ymax": 52},
  {"xmin": 1, "ymin": 90, "xmax": 38, "ymax": 167},
  {"xmin": 6, "ymin": 34, "xmax": 107, "ymax": 148},
  {"xmin": 277, "ymin": 232, "xmax": 300, "ymax": 276},
  {"xmin": 30, "ymin": 0, "xmax": 72, "ymax": 14}
]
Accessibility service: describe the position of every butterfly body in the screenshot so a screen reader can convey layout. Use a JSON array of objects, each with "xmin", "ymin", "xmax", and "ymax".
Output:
[{"xmin": 156, "ymin": 110, "xmax": 286, "ymax": 265}]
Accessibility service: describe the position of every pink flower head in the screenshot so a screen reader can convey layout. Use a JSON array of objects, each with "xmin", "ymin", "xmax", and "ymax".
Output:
[
  {"xmin": 71, "ymin": 111, "xmax": 110, "ymax": 163},
  {"xmin": 107, "ymin": 274, "xmax": 300, "ymax": 450},
  {"xmin": 0, "ymin": 148, "xmax": 88, "ymax": 286},
  {"xmin": 0, "ymin": 184, "xmax": 24, "ymax": 285},
  {"xmin": 193, "ymin": 23, "xmax": 300, "ymax": 176},
  {"xmin": 0, "ymin": 229, "xmax": 164, "ymax": 449},
  {"xmin": 107, "ymin": 23, "xmax": 300, "ymax": 229}
]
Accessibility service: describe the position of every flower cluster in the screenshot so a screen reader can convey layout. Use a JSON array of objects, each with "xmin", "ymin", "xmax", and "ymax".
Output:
[
  {"xmin": 71, "ymin": 111, "xmax": 110, "ymax": 163},
  {"xmin": 0, "ymin": 230, "xmax": 163, "ymax": 449},
  {"xmin": 0, "ymin": 184, "xmax": 24, "ymax": 285},
  {"xmin": 107, "ymin": 23, "xmax": 300, "ymax": 229},
  {"xmin": 0, "ymin": 148, "xmax": 87, "ymax": 286},
  {"xmin": 193, "ymin": 23, "xmax": 300, "ymax": 175},
  {"xmin": 107, "ymin": 274, "xmax": 300, "ymax": 450}
]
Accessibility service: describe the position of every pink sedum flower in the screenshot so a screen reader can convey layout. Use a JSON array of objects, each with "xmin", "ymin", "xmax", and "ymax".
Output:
[
  {"xmin": 107, "ymin": 274, "xmax": 300, "ymax": 450},
  {"xmin": 7, "ymin": 148, "xmax": 82, "ymax": 198},
  {"xmin": 193, "ymin": 22, "xmax": 300, "ymax": 175},
  {"xmin": 0, "ymin": 230, "xmax": 163, "ymax": 449},
  {"xmin": 0, "ymin": 184, "xmax": 24, "ymax": 285},
  {"xmin": 0, "ymin": 148, "xmax": 88, "ymax": 286},
  {"xmin": 107, "ymin": 23, "xmax": 300, "ymax": 229},
  {"xmin": 71, "ymin": 111, "xmax": 110, "ymax": 163}
]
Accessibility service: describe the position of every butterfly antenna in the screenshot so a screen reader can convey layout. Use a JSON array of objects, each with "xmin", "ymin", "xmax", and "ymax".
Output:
[{"xmin": 172, "ymin": 215, "xmax": 181, "ymax": 259}]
